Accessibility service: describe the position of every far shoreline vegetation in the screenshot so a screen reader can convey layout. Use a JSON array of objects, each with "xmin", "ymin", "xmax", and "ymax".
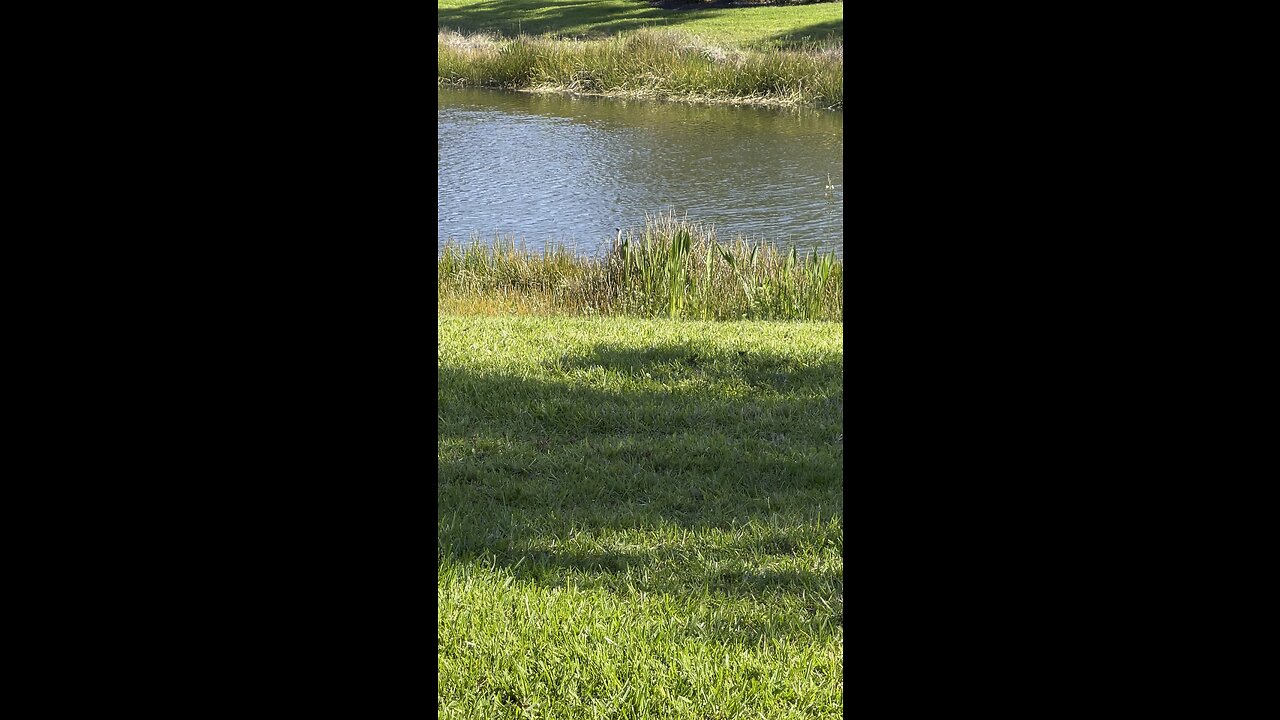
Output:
[
  {"xmin": 439, "ymin": 214, "xmax": 843, "ymax": 321},
  {"xmin": 438, "ymin": 1, "xmax": 843, "ymax": 110}
]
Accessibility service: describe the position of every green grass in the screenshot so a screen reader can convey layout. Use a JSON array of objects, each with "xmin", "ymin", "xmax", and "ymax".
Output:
[
  {"xmin": 439, "ymin": 28, "xmax": 841, "ymax": 109},
  {"xmin": 438, "ymin": 1, "xmax": 843, "ymax": 108},
  {"xmin": 438, "ymin": 0, "xmax": 843, "ymax": 49},
  {"xmin": 439, "ymin": 214, "xmax": 844, "ymax": 321},
  {"xmin": 439, "ymin": 314, "xmax": 843, "ymax": 718}
]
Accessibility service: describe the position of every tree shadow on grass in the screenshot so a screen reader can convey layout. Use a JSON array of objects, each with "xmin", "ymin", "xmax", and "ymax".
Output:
[
  {"xmin": 560, "ymin": 342, "xmax": 844, "ymax": 394},
  {"xmin": 766, "ymin": 18, "xmax": 843, "ymax": 48},
  {"xmin": 438, "ymin": 341, "xmax": 843, "ymax": 643},
  {"xmin": 439, "ymin": 1, "xmax": 844, "ymax": 48},
  {"xmin": 438, "ymin": 0, "xmax": 721, "ymax": 39}
]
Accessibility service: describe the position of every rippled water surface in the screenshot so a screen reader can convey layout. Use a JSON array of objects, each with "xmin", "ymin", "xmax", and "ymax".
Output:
[{"xmin": 438, "ymin": 87, "xmax": 843, "ymax": 257}]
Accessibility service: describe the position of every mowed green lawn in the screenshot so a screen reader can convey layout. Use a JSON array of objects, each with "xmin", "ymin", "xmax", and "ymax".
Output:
[
  {"xmin": 438, "ymin": 0, "xmax": 843, "ymax": 48},
  {"xmin": 438, "ymin": 314, "xmax": 843, "ymax": 718}
]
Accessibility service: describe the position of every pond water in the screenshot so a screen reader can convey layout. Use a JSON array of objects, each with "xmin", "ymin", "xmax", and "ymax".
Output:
[{"xmin": 438, "ymin": 87, "xmax": 843, "ymax": 257}]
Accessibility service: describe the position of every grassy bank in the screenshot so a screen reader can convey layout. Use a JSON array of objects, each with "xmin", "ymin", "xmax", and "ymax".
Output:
[
  {"xmin": 438, "ymin": 1, "xmax": 843, "ymax": 108},
  {"xmin": 439, "ymin": 215, "xmax": 843, "ymax": 321},
  {"xmin": 439, "ymin": 0, "xmax": 843, "ymax": 49},
  {"xmin": 439, "ymin": 314, "xmax": 843, "ymax": 718},
  {"xmin": 439, "ymin": 28, "xmax": 841, "ymax": 109}
]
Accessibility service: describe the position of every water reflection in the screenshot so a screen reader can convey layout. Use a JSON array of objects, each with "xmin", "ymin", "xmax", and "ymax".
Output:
[{"xmin": 438, "ymin": 87, "xmax": 842, "ymax": 257}]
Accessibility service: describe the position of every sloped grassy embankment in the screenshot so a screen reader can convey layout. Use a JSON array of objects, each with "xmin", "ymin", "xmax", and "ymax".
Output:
[
  {"xmin": 439, "ymin": 27, "xmax": 842, "ymax": 109},
  {"xmin": 439, "ymin": 314, "xmax": 843, "ymax": 718}
]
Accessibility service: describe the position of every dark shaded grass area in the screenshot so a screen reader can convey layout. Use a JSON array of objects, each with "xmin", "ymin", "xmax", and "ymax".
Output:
[
  {"xmin": 438, "ymin": 343, "xmax": 843, "ymax": 642},
  {"xmin": 440, "ymin": 0, "xmax": 676, "ymax": 38},
  {"xmin": 768, "ymin": 17, "xmax": 842, "ymax": 46},
  {"xmin": 440, "ymin": 0, "xmax": 842, "ymax": 47}
]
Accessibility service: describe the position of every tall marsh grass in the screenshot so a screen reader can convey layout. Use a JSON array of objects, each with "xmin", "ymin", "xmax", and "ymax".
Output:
[
  {"xmin": 438, "ymin": 214, "xmax": 843, "ymax": 321},
  {"xmin": 438, "ymin": 28, "xmax": 843, "ymax": 110}
]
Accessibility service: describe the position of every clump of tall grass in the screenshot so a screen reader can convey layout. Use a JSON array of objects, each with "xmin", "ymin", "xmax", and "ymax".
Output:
[
  {"xmin": 438, "ymin": 236, "xmax": 616, "ymax": 316},
  {"xmin": 438, "ymin": 214, "xmax": 843, "ymax": 321},
  {"xmin": 437, "ymin": 28, "xmax": 842, "ymax": 110}
]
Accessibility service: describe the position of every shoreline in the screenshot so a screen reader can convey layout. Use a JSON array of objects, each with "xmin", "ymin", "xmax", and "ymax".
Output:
[
  {"xmin": 438, "ymin": 28, "xmax": 843, "ymax": 111},
  {"xmin": 438, "ymin": 80, "xmax": 842, "ymax": 111},
  {"xmin": 438, "ymin": 214, "xmax": 843, "ymax": 322}
]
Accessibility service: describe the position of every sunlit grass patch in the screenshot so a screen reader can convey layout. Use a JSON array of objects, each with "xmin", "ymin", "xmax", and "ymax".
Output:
[{"xmin": 438, "ymin": 314, "xmax": 843, "ymax": 718}]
